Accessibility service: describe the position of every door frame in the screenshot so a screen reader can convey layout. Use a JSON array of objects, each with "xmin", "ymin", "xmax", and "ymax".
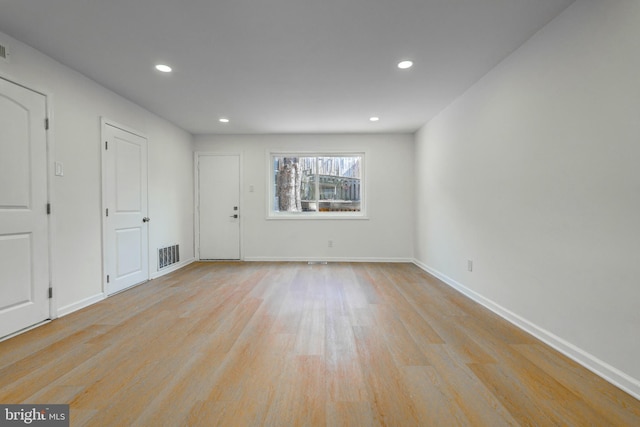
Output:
[
  {"xmin": 100, "ymin": 117, "xmax": 149, "ymax": 294},
  {"xmin": 0, "ymin": 74, "xmax": 56, "ymax": 327},
  {"xmin": 194, "ymin": 151, "xmax": 243, "ymax": 261}
]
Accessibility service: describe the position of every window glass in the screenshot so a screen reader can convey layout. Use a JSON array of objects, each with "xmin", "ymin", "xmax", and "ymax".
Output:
[{"xmin": 271, "ymin": 154, "xmax": 363, "ymax": 217}]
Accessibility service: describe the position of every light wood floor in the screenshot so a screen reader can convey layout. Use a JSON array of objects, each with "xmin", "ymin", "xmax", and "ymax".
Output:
[{"xmin": 1, "ymin": 262, "xmax": 638, "ymax": 426}]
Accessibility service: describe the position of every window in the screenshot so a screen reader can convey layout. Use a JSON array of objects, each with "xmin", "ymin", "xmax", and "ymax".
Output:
[{"xmin": 269, "ymin": 153, "xmax": 365, "ymax": 218}]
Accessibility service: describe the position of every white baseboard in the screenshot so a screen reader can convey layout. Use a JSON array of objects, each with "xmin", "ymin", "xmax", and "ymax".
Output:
[
  {"xmin": 243, "ymin": 256, "xmax": 413, "ymax": 263},
  {"xmin": 57, "ymin": 293, "xmax": 105, "ymax": 317},
  {"xmin": 56, "ymin": 259, "xmax": 194, "ymax": 317},
  {"xmin": 150, "ymin": 257, "xmax": 195, "ymax": 279},
  {"xmin": 1, "ymin": 320, "xmax": 52, "ymax": 343},
  {"xmin": 412, "ymin": 259, "xmax": 640, "ymax": 401}
]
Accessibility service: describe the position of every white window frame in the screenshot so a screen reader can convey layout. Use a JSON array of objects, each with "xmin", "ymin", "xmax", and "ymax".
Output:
[{"xmin": 267, "ymin": 151, "xmax": 367, "ymax": 220}]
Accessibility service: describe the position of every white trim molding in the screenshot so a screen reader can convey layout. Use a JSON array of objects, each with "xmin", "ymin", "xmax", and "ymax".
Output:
[
  {"xmin": 150, "ymin": 258, "xmax": 195, "ymax": 280},
  {"xmin": 57, "ymin": 293, "xmax": 105, "ymax": 318},
  {"xmin": 244, "ymin": 256, "xmax": 413, "ymax": 263},
  {"xmin": 412, "ymin": 259, "xmax": 640, "ymax": 401}
]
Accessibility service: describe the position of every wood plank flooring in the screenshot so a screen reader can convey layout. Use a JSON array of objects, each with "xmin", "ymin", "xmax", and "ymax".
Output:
[{"xmin": 1, "ymin": 262, "xmax": 639, "ymax": 426}]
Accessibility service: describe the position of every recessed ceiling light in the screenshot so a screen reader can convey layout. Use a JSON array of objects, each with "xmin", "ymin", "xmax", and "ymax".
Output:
[
  {"xmin": 219, "ymin": 118, "xmax": 230, "ymax": 123},
  {"xmin": 369, "ymin": 116, "xmax": 380, "ymax": 122},
  {"xmin": 155, "ymin": 64, "xmax": 172, "ymax": 73},
  {"xmin": 397, "ymin": 60, "xmax": 413, "ymax": 69}
]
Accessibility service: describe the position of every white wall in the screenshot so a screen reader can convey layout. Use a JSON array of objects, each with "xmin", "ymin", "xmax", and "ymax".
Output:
[
  {"xmin": 414, "ymin": 0, "xmax": 640, "ymax": 397},
  {"xmin": 0, "ymin": 31, "xmax": 194, "ymax": 315},
  {"xmin": 194, "ymin": 134, "xmax": 414, "ymax": 262}
]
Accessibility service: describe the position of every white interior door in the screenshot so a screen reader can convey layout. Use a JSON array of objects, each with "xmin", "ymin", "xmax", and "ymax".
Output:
[
  {"xmin": 0, "ymin": 78, "xmax": 50, "ymax": 338},
  {"xmin": 103, "ymin": 123, "xmax": 149, "ymax": 295},
  {"xmin": 198, "ymin": 154, "xmax": 240, "ymax": 260}
]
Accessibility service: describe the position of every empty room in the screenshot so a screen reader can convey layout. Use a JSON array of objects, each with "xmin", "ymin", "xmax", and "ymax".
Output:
[{"xmin": 1, "ymin": 0, "xmax": 639, "ymax": 425}]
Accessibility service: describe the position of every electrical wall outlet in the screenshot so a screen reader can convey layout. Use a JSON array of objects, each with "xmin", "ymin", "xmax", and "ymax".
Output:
[
  {"xmin": 467, "ymin": 260, "xmax": 473, "ymax": 272},
  {"xmin": 328, "ymin": 240, "xmax": 333, "ymax": 248},
  {"xmin": 0, "ymin": 42, "xmax": 9, "ymax": 62},
  {"xmin": 55, "ymin": 161, "xmax": 64, "ymax": 176}
]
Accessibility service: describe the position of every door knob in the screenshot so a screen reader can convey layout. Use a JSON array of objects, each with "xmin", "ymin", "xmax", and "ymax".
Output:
[{"xmin": 143, "ymin": 217, "xmax": 150, "ymax": 222}]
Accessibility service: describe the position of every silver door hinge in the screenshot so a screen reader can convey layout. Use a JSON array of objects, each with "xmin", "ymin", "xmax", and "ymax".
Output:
[
  {"xmin": 45, "ymin": 118, "xmax": 49, "ymax": 130},
  {"xmin": 107, "ymin": 275, "xmax": 110, "ymax": 283},
  {"xmin": 105, "ymin": 140, "xmax": 108, "ymax": 150},
  {"xmin": 48, "ymin": 287, "xmax": 53, "ymax": 298},
  {"xmin": 47, "ymin": 203, "xmax": 51, "ymax": 214},
  {"xmin": 106, "ymin": 208, "xmax": 109, "ymax": 217}
]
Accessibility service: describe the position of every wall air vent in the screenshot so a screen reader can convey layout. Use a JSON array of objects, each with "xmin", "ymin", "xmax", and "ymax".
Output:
[
  {"xmin": 158, "ymin": 244, "xmax": 180, "ymax": 270},
  {"xmin": 0, "ymin": 44, "xmax": 7, "ymax": 60}
]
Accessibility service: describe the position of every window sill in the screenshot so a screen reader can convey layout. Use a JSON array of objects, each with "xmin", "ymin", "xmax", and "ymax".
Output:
[{"xmin": 267, "ymin": 212, "xmax": 369, "ymax": 220}]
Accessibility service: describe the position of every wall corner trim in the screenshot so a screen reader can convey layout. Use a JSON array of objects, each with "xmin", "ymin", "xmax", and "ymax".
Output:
[{"xmin": 412, "ymin": 259, "xmax": 640, "ymax": 401}]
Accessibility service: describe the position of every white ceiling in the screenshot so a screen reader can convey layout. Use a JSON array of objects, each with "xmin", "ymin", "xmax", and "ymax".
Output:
[{"xmin": 0, "ymin": 0, "xmax": 575, "ymax": 135}]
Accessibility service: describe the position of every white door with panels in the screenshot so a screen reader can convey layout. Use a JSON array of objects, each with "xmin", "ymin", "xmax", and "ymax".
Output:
[
  {"xmin": 198, "ymin": 154, "xmax": 240, "ymax": 260},
  {"xmin": 103, "ymin": 123, "xmax": 149, "ymax": 295},
  {"xmin": 0, "ymin": 78, "xmax": 50, "ymax": 338}
]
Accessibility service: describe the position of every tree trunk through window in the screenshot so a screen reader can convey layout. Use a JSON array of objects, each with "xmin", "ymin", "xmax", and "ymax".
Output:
[{"xmin": 277, "ymin": 157, "xmax": 302, "ymax": 212}]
